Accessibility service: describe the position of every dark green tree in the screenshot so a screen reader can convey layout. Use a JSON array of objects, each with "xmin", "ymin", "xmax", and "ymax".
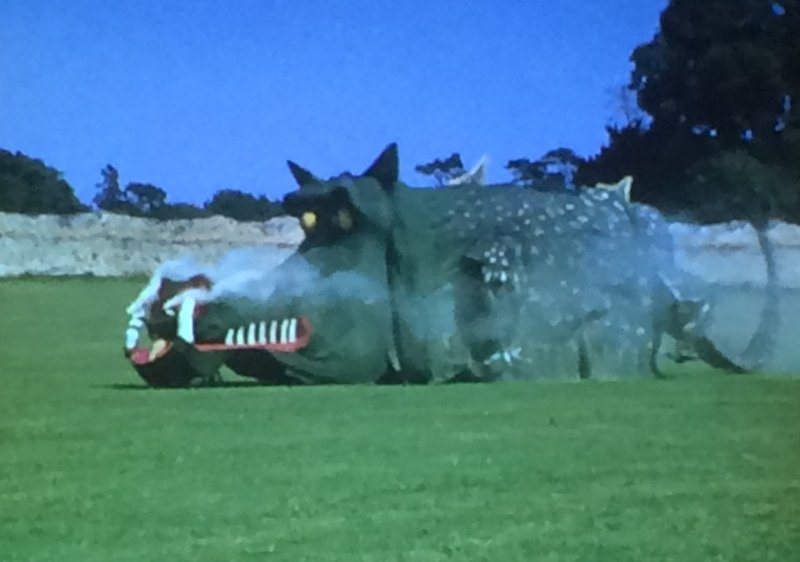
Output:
[
  {"xmin": 632, "ymin": 0, "xmax": 799, "ymax": 148},
  {"xmin": 0, "ymin": 149, "xmax": 85, "ymax": 214},
  {"xmin": 580, "ymin": 0, "xmax": 800, "ymax": 222},
  {"xmin": 506, "ymin": 158, "xmax": 546, "ymax": 185},
  {"xmin": 205, "ymin": 189, "xmax": 283, "ymax": 222},
  {"xmin": 93, "ymin": 164, "xmax": 133, "ymax": 213},
  {"xmin": 414, "ymin": 153, "xmax": 465, "ymax": 186},
  {"xmin": 507, "ymin": 148, "xmax": 584, "ymax": 191},
  {"xmin": 684, "ymin": 149, "xmax": 799, "ymax": 224},
  {"xmin": 159, "ymin": 203, "xmax": 210, "ymax": 220},
  {"xmin": 124, "ymin": 182, "xmax": 167, "ymax": 216},
  {"xmin": 540, "ymin": 148, "xmax": 582, "ymax": 188},
  {"xmin": 577, "ymin": 121, "xmax": 715, "ymax": 212}
]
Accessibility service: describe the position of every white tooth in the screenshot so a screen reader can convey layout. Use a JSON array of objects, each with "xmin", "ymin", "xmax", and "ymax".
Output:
[
  {"xmin": 247, "ymin": 323, "xmax": 257, "ymax": 345},
  {"xmin": 258, "ymin": 321, "xmax": 267, "ymax": 344},
  {"xmin": 269, "ymin": 320, "xmax": 278, "ymax": 343},
  {"xmin": 149, "ymin": 339, "xmax": 167, "ymax": 361},
  {"xmin": 388, "ymin": 348, "xmax": 402, "ymax": 371},
  {"xmin": 288, "ymin": 318, "xmax": 297, "ymax": 343},
  {"xmin": 125, "ymin": 328, "xmax": 139, "ymax": 350},
  {"xmin": 177, "ymin": 297, "xmax": 196, "ymax": 343},
  {"xmin": 281, "ymin": 318, "xmax": 289, "ymax": 343},
  {"xmin": 236, "ymin": 326, "xmax": 245, "ymax": 345},
  {"xmin": 224, "ymin": 329, "xmax": 234, "ymax": 346},
  {"xmin": 125, "ymin": 274, "xmax": 161, "ymax": 316}
]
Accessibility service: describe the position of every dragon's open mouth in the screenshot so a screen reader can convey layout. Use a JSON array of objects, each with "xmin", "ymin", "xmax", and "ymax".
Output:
[
  {"xmin": 126, "ymin": 315, "xmax": 313, "ymax": 366},
  {"xmin": 123, "ymin": 274, "xmax": 318, "ymax": 387}
]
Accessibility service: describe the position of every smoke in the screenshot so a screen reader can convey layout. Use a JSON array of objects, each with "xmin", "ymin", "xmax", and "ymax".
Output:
[
  {"xmin": 204, "ymin": 256, "xmax": 387, "ymax": 305},
  {"xmin": 155, "ymin": 245, "xmax": 293, "ymax": 286},
  {"xmin": 136, "ymin": 244, "xmax": 389, "ymax": 314},
  {"xmin": 126, "ymin": 246, "xmax": 292, "ymax": 314}
]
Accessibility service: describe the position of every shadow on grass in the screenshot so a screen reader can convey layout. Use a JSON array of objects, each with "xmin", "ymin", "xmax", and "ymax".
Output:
[{"xmin": 103, "ymin": 380, "xmax": 278, "ymax": 391}]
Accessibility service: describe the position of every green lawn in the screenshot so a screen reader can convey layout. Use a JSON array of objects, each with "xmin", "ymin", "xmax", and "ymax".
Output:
[{"xmin": 1, "ymin": 278, "xmax": 798, "ymax": 561}]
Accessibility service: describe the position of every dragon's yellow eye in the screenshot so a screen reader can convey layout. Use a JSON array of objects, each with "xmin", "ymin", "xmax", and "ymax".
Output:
[
  {"xmin": 336, "ymin": 208, "xmax": 353, "ymax": 230},
  {"xmin": 301, "ymin": 211, "xmax": 317, "ymax": 230}
]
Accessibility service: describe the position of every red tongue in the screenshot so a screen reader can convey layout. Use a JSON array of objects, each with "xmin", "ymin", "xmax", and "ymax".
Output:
[
  {"xmin": 128, "ymin": 339, "xmax": 173, "ymax": 365},
  {"xmin": 129, "ymin": 348, "xmax": 152, "ymax": 365}
]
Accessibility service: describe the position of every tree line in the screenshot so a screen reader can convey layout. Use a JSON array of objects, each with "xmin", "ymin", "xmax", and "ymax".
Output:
[
  {"xmin": 2, "ymin": 0, "xmax": 798, "ymax": 224},
  {"xmin": 0, "ymin": 152, "xmax": 285, "ymax": 222},
  {"xmin": 91, "ymin": 164, "xmax": 284, "ymax": 222}
]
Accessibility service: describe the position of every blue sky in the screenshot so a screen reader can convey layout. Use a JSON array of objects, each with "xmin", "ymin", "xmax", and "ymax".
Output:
[{"xmin": 0, "ymin": 0, "xmax": 667, "ymax": 205}]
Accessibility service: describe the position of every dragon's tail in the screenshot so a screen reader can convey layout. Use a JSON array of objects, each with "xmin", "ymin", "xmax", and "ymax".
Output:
[{"xmin": 736, "ymin": 224, "xmax": 779, "ymax": 370}]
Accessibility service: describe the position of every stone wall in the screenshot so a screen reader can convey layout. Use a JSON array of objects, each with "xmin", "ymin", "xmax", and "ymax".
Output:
[
  {"xmin": 1, "ymin": 211, "xmax": 799, "ymax": 287},
  {"xmin": 0, "ymin": 212, "xmax": 303, "ymax": 277},
  {"xmin": 669, "ymin": 221, "xmax": 800, "ymax": 289}
]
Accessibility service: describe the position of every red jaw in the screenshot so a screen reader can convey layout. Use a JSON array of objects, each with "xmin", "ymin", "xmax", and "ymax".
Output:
[
  {"xmin": 127, "ymin": 315, "xmax": 312, "ymax": 366},
  {"xmin": 126, "ymin": 274, "xmax": 313, "ymax": 368}
]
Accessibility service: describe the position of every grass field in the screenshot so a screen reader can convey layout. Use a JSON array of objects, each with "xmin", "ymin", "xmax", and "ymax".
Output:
[{"xmin": 1, "ymin": 278, "xmax": 799, "ymax": 561}]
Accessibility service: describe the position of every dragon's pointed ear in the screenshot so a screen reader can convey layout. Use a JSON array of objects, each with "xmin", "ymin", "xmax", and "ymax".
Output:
[
  {"xmin": 287, "ymin": 160, "xmax": 319, "ymax": 187},
  {"xmin": 619, "ymin": 175, "xmax": 633, "ymax": 202},
  {"xmin": 448, "ymin": 154, "xmax": 489, "ymax": 186},
  {"xmin": 363, "ymin": 143, "xmax": 399, "ymax": 188},
  {"xmin": 595, "ymin": 175, "xmax": 633, "ymax": 202}
]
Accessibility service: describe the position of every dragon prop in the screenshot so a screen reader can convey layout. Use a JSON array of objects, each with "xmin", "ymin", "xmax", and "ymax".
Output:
[{"xmin": 123, "ymin": 144, "xmax": 775, "ymax": 386}]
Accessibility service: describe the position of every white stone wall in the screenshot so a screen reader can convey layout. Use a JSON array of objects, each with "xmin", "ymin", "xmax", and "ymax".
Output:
[
  {"xmin": 0, "ymin": 212, "xmax": 303, "ymax": 277},
  {"xmin": 669, "ymin": 221, "xmax": 800, "ymax": 288},
  {"xmin": 0, "ymin": 211, "xmax": 798, "ymax": 288}
]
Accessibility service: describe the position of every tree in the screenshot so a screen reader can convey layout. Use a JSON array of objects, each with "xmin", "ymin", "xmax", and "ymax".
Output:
[
  {"xmin": 631, "ymin": 0, "xmax": 800, "ymax": 149},
  {"xmin": 576, "ymin": 121, "xmax": 716, "ymax": 211},
  {"xmin": 92, "ymin": 165, "xmax": 207, "ymax": 219},
  {"xmin": 540, "ymin": 148, "xmax": 582, "ymax": 188},
  {"xmin": 607, "ymin": 84, "xmax": 649, "ymax": 129},
  {"xmin": 124, "ymin": 182, "xmax": 167, "ymax": 216},
  {"xmin": 159, "ymin": 203, "xmax": 210, "ymax": 220},
  {"xmin": 506, "ymin": 158, "xmax": 546, "ymax": 186},
  {"xmin": 580, "ymin": 0, "xmax": 800, "ymax": 222},
  {"xmin": 507, "ymin": 148, "xmax": 584, "ymax": 191},
  {"xmin": 414, "ymin": 153, "xmax": 465, "ymax": 186},
  {"xmin": 0, "ymin": 169, "xmax": 27, "ymax": 213},
  {"xmin": 205, "ymin": 189, "xmax": 283, "ymax": 222},
  {"xmin": 0, "ymin": 149, "xmax": 85, "ymax": 214},
  {"xmin": 93, "ymin": 164, "xmax": 127, "ymax": 212},
  {"xmin": 684, "ymin": 149, "xmax": 800, "ymax": 224}
]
